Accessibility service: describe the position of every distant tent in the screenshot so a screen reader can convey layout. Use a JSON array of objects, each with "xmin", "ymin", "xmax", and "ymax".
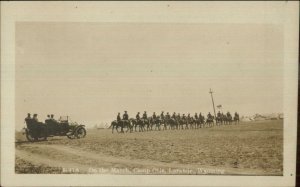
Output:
[
  {"xmin": 241, "ymin": 117, "xmax": 252, "ymax": 122},
  {"xmin": 279, "ymin": 113, "xmax": 284, "ymax": 119}
]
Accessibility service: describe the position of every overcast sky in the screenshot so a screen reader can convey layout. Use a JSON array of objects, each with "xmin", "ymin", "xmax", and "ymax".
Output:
[{"xmin": 16, "ymin": 22, "xmax": 283, "ymax": 128}]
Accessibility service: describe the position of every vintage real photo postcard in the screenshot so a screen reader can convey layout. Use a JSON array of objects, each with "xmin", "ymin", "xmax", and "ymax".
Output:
[{"xmin": 1, "ymin": 1, "xmax": 299, "ymax": 186}]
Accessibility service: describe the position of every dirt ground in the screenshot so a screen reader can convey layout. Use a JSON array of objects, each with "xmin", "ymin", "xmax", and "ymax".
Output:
[{"xmin": 15, "ymin": 120, "xmax": 283, "ymax": 175}]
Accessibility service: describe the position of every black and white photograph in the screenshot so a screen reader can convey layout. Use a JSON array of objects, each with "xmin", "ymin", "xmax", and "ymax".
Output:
[{"xmin": 1, "ymin": 1, "xmax": 298, "ymax": 186}]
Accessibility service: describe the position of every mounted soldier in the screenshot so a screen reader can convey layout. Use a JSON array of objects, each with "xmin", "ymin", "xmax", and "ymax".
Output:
[
  {"xmin": 120, "ymin": 111, "xmax": 129, "ymax": 133},
  {"xmin": 165, "ymin": 112, "xmax": 170, "ymax": 120},
  {"xmin": 234, "ymin": 112, "xmax": 240, "ymax": 125},
  {"xmin": 152, "ymin": 112, "xmax": 157, "ymax": 120},
  {"xmin": 217, "ymin": 111, "xmax": 221, "ymax": 118},
  {"xmin": 182, "ymin": 114, "xmax": 186, "ymax": 121},
  {"xmin": 142, "ymin": 111, "xmax": 147, "ymax": 120},
  {"xmin": 194, "ymin": 113, "xmax": 198, "ymax": 120},
  {"xmin": 136, "ymin": 112, "xmax": 141, "ymax": 121},
  {"xmin": 177, "ymin": 113, "xmax": 181, "ymax": 120},
  {"xmin": 199, "ymin": 112, "xmax": 203, "ymax": 119},
  {"xmin": 123, "ymin": 111, "xmax": 129, "ymax": 121},
  {"xmin": 117, "ymin": 113, "xmax": 121, "ymax": 122},
  {"xmin": 187, "ymin": 113, "xmax": 191, "ymax": 122},
  {"xmin": 172, "ymin": 112, "xmax": 176, "ymax": 119},
  {"xmin": 207, "ymin": 112, "xmax": 213, "ymax": 120},
  {"xmin": 226, "ymin": 111, "xmax": 231, "ymax": 118},
  {"xmin": 160, "ymin": 111, "xmax": 165, "ymax": 120}
]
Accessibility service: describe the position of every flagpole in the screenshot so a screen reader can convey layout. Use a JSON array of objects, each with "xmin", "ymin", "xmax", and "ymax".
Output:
[{"xmin": 209, "ymin": 88, "xmax": 217, "ymax": 120}]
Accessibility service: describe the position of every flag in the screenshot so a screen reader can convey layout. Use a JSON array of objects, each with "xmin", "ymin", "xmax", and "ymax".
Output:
[{"xmin": 217, "ymin": 105, "xmax": 222, "ymax": 108}]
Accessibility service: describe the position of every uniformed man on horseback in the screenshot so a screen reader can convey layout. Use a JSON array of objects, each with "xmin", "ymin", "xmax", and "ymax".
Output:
[
  {"xmin": 142, "ymin": 111, "xmax": 147, "ymax": 120},
  {"xmin": 187, "ymin": 113, "xmax": 191, "ymax": 122},
  {"xmin": 152, "ymin": 112, "xmax": 157, "ymax": 120},
  {"xmin": 177, "ymin": 113, "xmax": 181, "ymax": 120},
  {"xmin": 182, "ymin": 114, "xmax": 186, "ymax": 120},
  {"xmin": 172, "ymin": 112, "xmax": 176, "ymax": 119},
  {"xmin": 226, "ymin": 111, "xmax": 231, "ymax": 118},
  {"xmin": 123, "ymin": 111, "xmax": 129, "ymax": 120},
  {"xmin": 194, "ymin": 113, "xmax": 198, "ymax": 120},
  {"xmin": 160, "ymin": 111, "xmax": 165, "ymax": 120},
  {"xmin": 217, "ymin": 111, "xmax": 221, "ymax": 118},
  {"xmin": 152, "ymin": 112, "xmax": 157, "ymax": 123},
  {"xmin": 136, "ymin": 112, "xmax": 140, "ymax": 121},
  {"xmin": 207, "ymin": 112, "xmax": 213, "ymax": 120},
  {"xmin": 165, "ymin": 112, "xmax": 170, "ymax": 120},
  {"xmin": 117, "ymin": 113, "xmax": 121, "ymax": 122},
  {"xmin": 120, "ymin": 111, "xmax": 129, "ymax": 133}
]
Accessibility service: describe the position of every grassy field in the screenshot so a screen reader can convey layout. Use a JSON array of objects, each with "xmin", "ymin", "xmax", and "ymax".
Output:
[{"xmin": 15, "ymin": 120, "xmax": 283, "ymax": 175}]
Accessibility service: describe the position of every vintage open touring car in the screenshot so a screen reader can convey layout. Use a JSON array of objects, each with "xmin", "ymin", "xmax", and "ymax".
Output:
[{"xmin": 24, "ymin": 115, "xmax": 86, "ymax": 142}]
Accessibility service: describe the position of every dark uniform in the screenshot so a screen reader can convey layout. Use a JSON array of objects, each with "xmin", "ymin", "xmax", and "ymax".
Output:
[
  {"xmin": 207, "ymin": 112, "xmax": 212, "ymax": 119},
  {"xmin": 33, "ymin": 114, "xmax": 39, "ymax": 123},
  {"xmin": 123, "ymin": 112, "xmax": 129, "ymax": 120},
  {"xmin": 142, "ymin": 112, "xmax": 147, "ymax": 120},
  {"xmin": 194, "ymin": 113, "xmax": 198, "ymax": 119},
  {"xmin": 217, "ymin": 111, "xmax": 221, "ymax": 118},
  {"xmin": 24, "ymin": 113, "xmax": 33, "ymax": 129},
  {"xmin": 160, "ymin": 112, "xmax": 165, "ymax": 120},
  {"xmin": 136, "ymin": 112, "xmax": 140, "ymax": 120},
  {"xmin": 117, "ymin": 113, "xmax": 121, "ymax": 122},
  {"xmin": 177, "ymin": 113, "xmax": 181, "ymax": 120},
  {"xmin": 25, "ymin": 113, "xmax": 32, "ymax": 123},
  {"xmin": 172, "ymin": 112, "xmax": 176, "ymax": 119},
  {"xmin": 152, "ymin": 112, "xmax": 157, "ymax": 120},
  {"xmin": 165, "ymin": 112, "xmax": 170, "ymax": 120},
  {"xmin": 187, "ymin": 114, "xmax": 191, "ymax": 120}
]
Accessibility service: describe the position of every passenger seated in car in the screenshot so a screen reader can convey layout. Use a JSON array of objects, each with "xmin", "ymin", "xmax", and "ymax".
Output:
[{"xmin": 24, "ymin": 113, "xmax": 33, "ymax": 129}]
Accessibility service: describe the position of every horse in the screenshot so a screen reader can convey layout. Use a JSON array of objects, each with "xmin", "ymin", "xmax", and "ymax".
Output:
[
  {"xmin": 114, "ymin": 119, "xmax": 132, "ymax": 133},
  {"xmin": 198, "ymin": 116, "xmax": 205, "ymax": 128},
  {"xmin": 189, "ymin": 117, "xmax": 196, "ymax": 129},
  {"xmin": 168, "ymin": 118, "xmax": 178, "ymax": 130},
  {"xmin": 205, "ymin": 116, "xmax": 214, "ymax": 128},
  {"xmin": 182, "ymin": 118, "xmax": 189, "ymax": 129},
  {"xmin": 226, "ymin": 115, "xmax": 233, "ymax": 125},
  {"xmin": 152, "ymin": 116, "xmax": 161, "ymax": 131},
  {"xmin": 111, "ymin": 120, "xmax": 126, "ymax": 133},
  {"xmin": 216, "ymin": 116, "xmax": 223, "ymax": 126},
  {"xmin": 141, "ymin": 118, "xmax": 151, "ymax": 131},
  {"xmin": 233, "ymin": 115, "xmax": 239, "ymax": 125},
  {"xmin": 161, "ymin": 118, "xmax": 168, "ymax": 130},
  {"xmin": 129, "ymin": 118, "xmax": 140, "ymax": 132}
]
